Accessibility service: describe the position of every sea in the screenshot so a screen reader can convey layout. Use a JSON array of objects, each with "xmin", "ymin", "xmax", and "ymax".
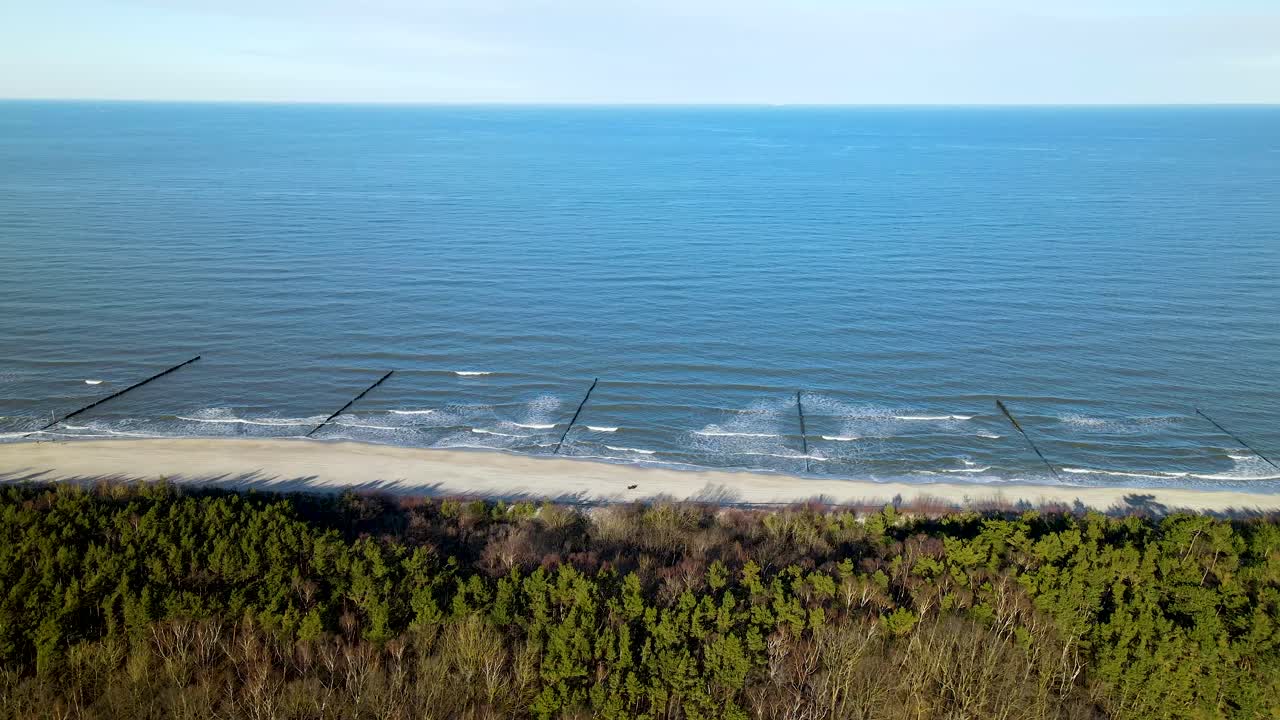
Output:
[{"xmin": 1, "ymin": 102, "xmax": 1278, "ymax": 490}]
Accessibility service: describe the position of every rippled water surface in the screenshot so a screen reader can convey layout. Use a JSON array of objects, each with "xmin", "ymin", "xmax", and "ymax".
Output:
[{"xmin": 2, "ymin": 103, "xmax": 1278, "ymax": 489}]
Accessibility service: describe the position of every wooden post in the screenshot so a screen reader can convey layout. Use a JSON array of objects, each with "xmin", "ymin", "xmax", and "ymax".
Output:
[
  {"xmin": 995, "ymin": 399, "xmax": 1061, "ymax": 482},
  {"xmin": 30, "ymin": 355, "xmax": 202, "ymax": 435},
  {"xmin": 553, "ymin": 378, "xmax": 599, "ymax": 454},
  {"xmin": 306, "ymin": 370, "xmax": 395, "ymax": 438},
  {"xmin": 796, "ymin": 391, "xmax": 810, "ymax": 473},
  {"xmin": 1195, "ymin": 408, "xmax": 1279, "ymax": 471}
]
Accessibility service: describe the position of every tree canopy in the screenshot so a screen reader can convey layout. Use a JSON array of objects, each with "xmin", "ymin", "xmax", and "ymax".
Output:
[{"xmin": 1, "ymin": 482, "xmax": 1277, "ymax": 719}]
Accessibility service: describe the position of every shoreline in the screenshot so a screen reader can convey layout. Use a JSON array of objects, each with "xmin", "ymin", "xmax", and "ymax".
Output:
[{"xmin": 1, "ymin": 437, "xmax": 1278, "ymax": 512}]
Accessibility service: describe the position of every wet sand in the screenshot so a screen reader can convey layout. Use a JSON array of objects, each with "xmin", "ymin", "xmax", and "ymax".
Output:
[{"xmin": 1, "ymin": 438, "xmax": 1277, "ymax": 512}]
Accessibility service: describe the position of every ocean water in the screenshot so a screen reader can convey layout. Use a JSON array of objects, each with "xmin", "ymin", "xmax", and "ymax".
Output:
[{"xmin": 1, "ymin": 102, "xmax": 1278, "ymax": 490}]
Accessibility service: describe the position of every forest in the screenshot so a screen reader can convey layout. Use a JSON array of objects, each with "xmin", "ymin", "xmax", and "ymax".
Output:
[{"xmin": 1, "ymin": 481, "xmax": 1277, "ymax": 719}]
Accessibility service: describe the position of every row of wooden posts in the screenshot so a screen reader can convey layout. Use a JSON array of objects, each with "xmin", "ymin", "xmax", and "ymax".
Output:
[{"xmin": 23, "ymin": 356, "xmax": 1280, "ymax": 473}]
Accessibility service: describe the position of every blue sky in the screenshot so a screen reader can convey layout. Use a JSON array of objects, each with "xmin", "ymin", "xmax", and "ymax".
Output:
[{"xmin": 3, "ymin": 0, "xmax": 1278, "ymax": 103}]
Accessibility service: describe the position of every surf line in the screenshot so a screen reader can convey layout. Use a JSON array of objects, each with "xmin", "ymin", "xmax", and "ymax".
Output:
[
  {"xmin": 28, "ymin": 355, "xmax": 202, "ymax": 436},
  {"xmin": 796, "ymin": 390, "xmax": 810, "ymax": 473},
  {"xmin": 1194, "ymin": 408, "xmax": 1280, "ymax": 472},
  {"xmin": 995, "ymin": 399, "xmax": 1062, "ymax": 482},
  {"xmin": 553, "ymin": 378, "xmax": 599, "ymax": 455},
  {"xmin": 306, "ymin": 370, "xmax": 395, "ymax": 438}
]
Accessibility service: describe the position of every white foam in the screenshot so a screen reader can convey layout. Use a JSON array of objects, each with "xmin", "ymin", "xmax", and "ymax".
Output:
[
  {"xmin": 940, "ymin": 466, "xmax": 992, "ymax": 474},
  {"xmin": 586, "ymin": 426, "xmax": 619, "ymax": 432},
  {"xmin": 688, "ymin": 399, "xmax": 792, "ymax": 446},
  {"xmin": 695, "ymin": 430, "xmax": 780, "ymax": 438},
  {"xmin": 104, "ymin": 428, "xmax": 164, "ymax": 438},
  {"xmin": 454, "ymin": 371, "xmax": 492, "ymax": 376},
  {"xmin": 331, "ymin": 421, "xmax": 404, "ymax": 431},
  {"xmin": 63, "ymin": 424, "xmax": 89, "ymax": 430},
  {"xmin": 738, "ymin": 451, "xmax": 826, "ymax": 461},
  {"xmin": 507, "ymin": 395, "xmax": 563, "ymax": 431},
  {"xmin": 821, "ymin": 435, "xmax": 858, "ymax": 442},
  {"xmin": 1060, "ymin": 414, "xmax": 1107, "ymax": 428},
  {"xmin": 1058, "ymin": 413, "xmax": 1178, "ymax": 433},
  {"xmin": 976, "ymin": 433, "xmax": 1002, "ymax": 439},
  {"xmin": 177, "ymin": 415, "xmax": 312, "ymax": 427},
  {"xmin": 1062, "ymin": 463, "xmax": 1280, "ymax": 483},
  {"xmin": 390, "ymin": 409, "xmax": 435, "ymax": 416},
  {"xmin": 896, "ymin": 415, "xmax": 972, "ymax": 421},
  {"xmin": 48, "ymin": 427, "xmax": 163, "ymax": 439},
  {"xmin": 84, "ymin": 380, "xmax": 103, "ymax": 385},
  {"xmin": 435, "ymin": 442, "xmax": 506, "ymax": 451},
  {"xmin": 1189, "ymin": 471, "xmax": 1280, "ymax": 481},
  {"xmin": 472, "ymin": 428, "xmax": 529, "ymax": 438},
  {"xmin": 573, "ymin": 453, "xmax": 687, "ymax": 469},
  {"xmin": 606, "ymin": 445, "xmax": 656, "ymax": 455},
  {"xmin": 1062, "ymin": 467, "xmax": 1187, "ymax": 480}
]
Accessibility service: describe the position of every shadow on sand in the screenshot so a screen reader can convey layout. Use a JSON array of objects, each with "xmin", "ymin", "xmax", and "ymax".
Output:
[{"xmin": 1, "ymin": 468, "xmax": 1277, "ymax": 520}]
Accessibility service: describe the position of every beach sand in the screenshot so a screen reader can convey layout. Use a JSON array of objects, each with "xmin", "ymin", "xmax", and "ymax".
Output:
[{"xmin": 0, "ymin": 438, "xmax": 1277, "ymax": 512}]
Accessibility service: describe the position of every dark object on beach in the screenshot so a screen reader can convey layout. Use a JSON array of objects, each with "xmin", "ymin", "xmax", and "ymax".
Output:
[
  {"xmin": 796, "ymin": 390, "xmax": 810, "ymax": 473},
  {"xmin": 627, "ymin": 484, "xmax": 638, "ymax": 490},
  {"xmin": 553, "ymin": 378, "xmax": 599, "ymax": 454},
  {"xmin": 306, "ymin": 370, "xmax": 395, "ymax": 438},
  {"xmin": 995, "ymin": 399, "xmax": 1061, "ymax": 481},
  {"xmin": 1195, "ymin": 408, "xmax": 1280, "ymax": 471},
  {"xmin": 29, "ymin": 355, "xmax": 202, "ymax": 435}
]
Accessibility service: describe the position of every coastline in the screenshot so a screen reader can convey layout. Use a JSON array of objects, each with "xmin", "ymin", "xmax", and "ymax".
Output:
[{"xmin": 1, "ymin": 437, "xmax": 1278, "ymax": 512}]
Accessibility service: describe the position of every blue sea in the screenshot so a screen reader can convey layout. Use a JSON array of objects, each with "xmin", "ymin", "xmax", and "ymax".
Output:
[{"xmin": 1, "ymin": 102, "xmax": 1278, "ymax": 490}]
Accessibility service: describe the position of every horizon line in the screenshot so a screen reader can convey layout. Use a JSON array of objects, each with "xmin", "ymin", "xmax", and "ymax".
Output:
[{"xmin": 3, "ymin": 97, "xmax": 1279, "ymax": 109}]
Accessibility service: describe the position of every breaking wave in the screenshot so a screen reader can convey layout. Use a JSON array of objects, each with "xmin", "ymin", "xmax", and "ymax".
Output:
[
  {"xmin": 1062, "ymin": 467, "xmax": 1185, "ymax": 480},
  {"xmin": 472, "ymin": 428, "xmax": 529, "ymax": 438},
  {"xmin": 177, "ymin": 414, "xmax": 314, "ymax": 427},
  {"xmin": 695, "ymin": 429, "xmax": 780, "ymax": 438},
  {"xmin": 1062, "ymin": 464, "xmax": 1280, "ymax": 482},
  {"xmin": 331, "ymin": 421, "xmax": 406, "ymax": 431},
  {"xmin": 606, "ymin": 445, "xmax": 655, "ymax": 454},
  {"xmin": 737, "ymin": 451, "xmax": 826, "ymax": 461}
]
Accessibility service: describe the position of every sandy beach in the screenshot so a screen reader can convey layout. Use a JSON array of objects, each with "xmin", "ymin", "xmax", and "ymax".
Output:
[{"xmin": 0, "ymin": 437, "xmax": 1276, "ymax": 512}]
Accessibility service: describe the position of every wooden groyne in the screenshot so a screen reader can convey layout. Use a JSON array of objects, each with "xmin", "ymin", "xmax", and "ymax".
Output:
[
  {"xmin": 553, "ymin": 379, "xmax": 599, "ymax": 454},
  {"xmin": 995, "ymin": 399, "xmax": 1061, "ymax": 482},
  {"xmin": 796, "ymin": 391, "xmax": 810, "ymax": 473},
  {"xmin": 31, "ymin": 355, "xmax": 202, "ymax": 435},
  {"xmin": 306, "ymin": 371, "xmax": 395, "ymax": 438},
  {"xmin": 1195, "ymin": 408, "xmax": 1279, "ymax": 471}
]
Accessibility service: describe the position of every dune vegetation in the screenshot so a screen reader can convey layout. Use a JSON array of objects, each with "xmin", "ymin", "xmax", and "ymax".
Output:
[{"xmin": 1, "ymin": 482, "xmax": 1277, "ymax": 719}]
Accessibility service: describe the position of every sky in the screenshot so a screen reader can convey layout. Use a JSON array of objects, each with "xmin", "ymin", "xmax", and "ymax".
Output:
[{"xmin": 2, "ymin": 0, "xmax": 1278, "ymax": 104}]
